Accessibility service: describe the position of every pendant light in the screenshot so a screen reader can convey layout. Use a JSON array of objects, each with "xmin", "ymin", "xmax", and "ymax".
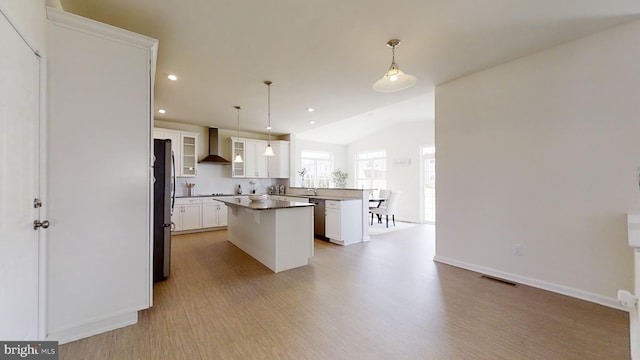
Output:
[
  {"xmin": 372, "ymin": 39, "xmax": 416, "ymax": 92},
  {"xmin": 233, "ymin": 105, "xmax": 243, "ymax": 163},
  {"xmin": 264, "ymin": 80, "xmax": 275, "ymax": 157}
]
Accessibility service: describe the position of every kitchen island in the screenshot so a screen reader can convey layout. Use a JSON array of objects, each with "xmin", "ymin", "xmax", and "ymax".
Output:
[{"xmin": 214, "ymin": 196, "xmax": 315, "ymax": 273}]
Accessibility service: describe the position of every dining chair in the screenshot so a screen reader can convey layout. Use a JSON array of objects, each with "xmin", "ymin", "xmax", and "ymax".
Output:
[
  {"xmin": 369, "ymin": 189, "xmax": 390, "ymax": 210},
  {"xmin": 369, "ymin": 189, "xmax": 390, "ymax": 224},
  {"xmin": 370, "ymin": 191, "xmax": 401, "ymax": 228}
]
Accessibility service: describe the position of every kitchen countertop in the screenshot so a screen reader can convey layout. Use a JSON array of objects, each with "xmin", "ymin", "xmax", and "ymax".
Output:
[
  {"xmin": 214, "ymin": 196, "xmax": 314, "ymax": 210},
  {"xmin": 270, "ymin": 194, "xmax": 362, "ymax": 201},
  {"xmin": 286, "ymin": 195, "xmax": 361, "ymax": 201},
  {"xmin": 178, "ymin": 194, "xmax": 360, "ymax": 201},
  {"xmin": 176, "ymin": 194, "xmax": 235, "ymax": 198}
]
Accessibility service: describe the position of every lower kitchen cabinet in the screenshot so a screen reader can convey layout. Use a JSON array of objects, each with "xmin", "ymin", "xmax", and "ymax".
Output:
[
  {"xmin": 173, "ymin": 197, "xmax": 227, "ymax": 232},
  {"xmin": 173, "ymin": 198, "xmax": 202, "ymax": 231},
  {"xmin": 202, "ymin": 197, "xmax": 228, "ymax": 227},
  {"xmin": 325, "ymin": 199, "xmax": 362, "ymax": 246}
]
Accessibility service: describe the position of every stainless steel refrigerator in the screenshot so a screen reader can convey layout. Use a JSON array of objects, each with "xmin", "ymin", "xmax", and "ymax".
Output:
[{"xmin": 153, "ymin": 139, "xmax": 175, "ymax": 282}]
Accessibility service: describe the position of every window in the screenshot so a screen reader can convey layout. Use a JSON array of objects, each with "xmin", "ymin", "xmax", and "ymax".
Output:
[
  {"xmin": 300, "ymin": 151, "xmax": 332, "ymax": 188},
  {"xmin": 356, "ymin": 150, "xmax": 386, "ymax": 190}
]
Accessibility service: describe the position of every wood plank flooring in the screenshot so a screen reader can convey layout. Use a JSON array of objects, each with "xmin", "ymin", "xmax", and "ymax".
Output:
[{"xmin": 59, "ymin": 225, "xmax": 630, "ymax": 359}]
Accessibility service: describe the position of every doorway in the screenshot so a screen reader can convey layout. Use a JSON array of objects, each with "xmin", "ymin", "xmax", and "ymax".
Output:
[{"xmin": 421, "ymin": 146, "xmax": 435, "ymax": 223}]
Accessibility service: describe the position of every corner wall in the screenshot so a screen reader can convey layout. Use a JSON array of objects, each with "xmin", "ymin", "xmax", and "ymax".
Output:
[
  {"xmin": 435, "ymin": 20, "xmax": 640, "ymax": 307},
  {"xmin": 0, "ymin": 0, "xmax": 47, "ymax": 52}
]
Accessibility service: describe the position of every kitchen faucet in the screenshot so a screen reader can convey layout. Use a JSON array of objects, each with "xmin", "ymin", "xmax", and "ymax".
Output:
[{"xmin": 307, "ymin": 188, "xmax": 317, "ymax": 196}]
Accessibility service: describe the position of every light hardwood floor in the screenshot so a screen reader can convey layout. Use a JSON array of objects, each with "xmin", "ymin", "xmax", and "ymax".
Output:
[{"xmin": 60, "ymin": 225, "xmax": 629, "ymax": 359}]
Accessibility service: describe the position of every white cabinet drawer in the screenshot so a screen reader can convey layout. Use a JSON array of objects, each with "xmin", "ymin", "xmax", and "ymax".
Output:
[
  {"xmin": 326, "ymin": 200, "xmax": 341, "ymax": 209},
  {"xmin": 269, "ymin": 195, "xmax": 309, "ymax": 203},
  {"xmin": 175, "ymin": 197, "xmax": 202, "ymax": 205}
]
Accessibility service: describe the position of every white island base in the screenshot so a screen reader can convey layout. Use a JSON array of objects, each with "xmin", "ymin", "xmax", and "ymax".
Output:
[{"xmin": 226, "ymin": 202, "xmax": 314, "ymax": 273}]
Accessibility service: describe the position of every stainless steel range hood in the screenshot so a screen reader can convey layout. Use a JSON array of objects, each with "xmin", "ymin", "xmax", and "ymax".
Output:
[{"xmin": 199, "ymin": 128, "xmax": 230, "ymax": 164}]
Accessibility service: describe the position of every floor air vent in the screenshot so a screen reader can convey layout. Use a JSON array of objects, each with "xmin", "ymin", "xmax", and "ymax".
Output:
[{"xmin": 480, "ymin": 275, "xmax": 518, "ymax": 287}]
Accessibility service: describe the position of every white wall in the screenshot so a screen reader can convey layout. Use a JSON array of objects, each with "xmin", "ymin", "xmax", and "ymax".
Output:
[
  {"xmin": 347, "ymin": 120, "xmax": 434, "ymax": 223},
  {"xmin": 435, "ymin": 20, "xmax": 640, "ymax": 308}
]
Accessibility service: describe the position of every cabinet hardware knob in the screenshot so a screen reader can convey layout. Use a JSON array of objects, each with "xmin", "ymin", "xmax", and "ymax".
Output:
[{"xmin": 33, "ymin": 220, "xmax": 50, "ymax": 230}]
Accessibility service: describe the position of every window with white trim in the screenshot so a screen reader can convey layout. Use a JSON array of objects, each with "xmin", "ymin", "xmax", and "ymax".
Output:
[
  {"xmin": 300, "ymin": 151, "xmax": 332, "ymax": 188},
  {"xmin": 356, "ymin": 150, "xmax": 386, "ymax": 190}
]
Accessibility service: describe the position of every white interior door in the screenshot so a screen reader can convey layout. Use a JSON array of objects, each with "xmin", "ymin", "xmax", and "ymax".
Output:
[{"xmin": 0, "ymin": 13, "xmax": 41, "ymax": 340}]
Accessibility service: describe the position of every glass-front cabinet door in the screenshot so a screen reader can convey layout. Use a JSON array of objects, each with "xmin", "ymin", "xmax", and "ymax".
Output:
[
  {"xmin": 231, "ymin": 139, "xmax": 245, "ymax": 177},
  {"xmin": 181, "ymin": 134, "xmax": 197, "ymax": 177}
]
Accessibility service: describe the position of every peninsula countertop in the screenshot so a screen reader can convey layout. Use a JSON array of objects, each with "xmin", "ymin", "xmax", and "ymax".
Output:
[{"xmin": 214, "ymin": 196, "xmax": 314, "ymax": 210}]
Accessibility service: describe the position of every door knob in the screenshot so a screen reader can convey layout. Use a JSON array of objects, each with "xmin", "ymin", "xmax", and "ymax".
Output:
[{"xmin": 33, "ymin": 220, "xmax": 50, "ymax": 230}]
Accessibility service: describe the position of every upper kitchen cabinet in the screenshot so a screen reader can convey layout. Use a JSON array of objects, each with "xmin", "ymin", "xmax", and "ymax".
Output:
[
  {"xmin": 231, "ymin": 137, "xmax": 266, "ymax": 178},
  {"xmin": 231, "ymin": 137, "xmax": 289, "ymax": 179},
  {"xmin": 154, "ymin": 128, "xmax": 198, "ymax": 177},
  {"xmin": 153, "ymin": 128, "xmax": 180, "ymax": 175},
  {"xmin": 181, "ymin": 133, "xmax": 197, "ymax": 176},
  {"xmin": 245, "ymin": 139, "xmax": 268, "ymax": 178},
  {"xmin": 230, "ymin": 138, "xmax": 245, "ymax": 177},
  {"xmin": 267, "ymin": 140, "xmax": 290, "ymax": 179},
  {"xmin": 46, "ymin": 7, "xmax": 157, "ymax": 343}
]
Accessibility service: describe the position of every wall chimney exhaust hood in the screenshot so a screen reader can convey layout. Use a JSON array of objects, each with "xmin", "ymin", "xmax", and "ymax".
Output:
[{"xmin": 199, "ymin": 128, "xmax": 231, "ymax": 164}]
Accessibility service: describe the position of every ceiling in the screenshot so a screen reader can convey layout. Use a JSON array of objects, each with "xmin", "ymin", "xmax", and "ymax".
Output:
[{"xmin": 59, "ymin": 0, "xmax": 640, "ymax": 144}]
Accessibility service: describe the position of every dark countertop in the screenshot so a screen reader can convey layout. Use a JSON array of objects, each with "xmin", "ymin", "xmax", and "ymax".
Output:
[
  {"xmin": 176, "ymin": 194, "xmax": 235, "ymax": 198},
  {"xmin": 287, "ymin": 195, "xmax": 362, "ymax": 201},
  {"xmin": 214, "ymin": 196, "xmax": 314, "ymax": 211},
  {"xmin": 288, "ymin": 187, "xmax": 374, "ymax": 191}
]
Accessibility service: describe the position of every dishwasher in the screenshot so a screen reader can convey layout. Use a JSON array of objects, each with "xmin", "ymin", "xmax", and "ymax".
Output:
[{"xmin": 309, "ymin": 198, "xmax": 326, "ymax": 238}]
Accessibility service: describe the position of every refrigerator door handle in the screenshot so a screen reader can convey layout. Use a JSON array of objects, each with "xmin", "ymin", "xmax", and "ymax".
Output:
[{"xmin": 171, "ymin": 152, "xmax": 176, "ymax": 214}]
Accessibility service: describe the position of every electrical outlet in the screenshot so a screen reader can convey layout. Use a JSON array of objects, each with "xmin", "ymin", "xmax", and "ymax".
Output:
[{"xmin": 512, "ymin": 244, "xmax": 523, "ymax": 256}]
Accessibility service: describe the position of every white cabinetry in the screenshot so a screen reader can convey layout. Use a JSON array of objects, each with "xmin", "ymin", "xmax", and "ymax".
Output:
[
  {"xmin": 173, "ymin": 198, "xmax": 202, "ymax": 231},
  {"xmin": 202, "ymin": 198, "xmax": 228, "ymax": 227},
  {"xmin": 325, "ymin": 200, "xmax": 362, "ymax": 246},
  {"xmin": 173, "ymin": 197, "xmax": 228, "ymax": 232},
  {"xmin": 153, "ymin": 128, "xmax": 180, "ymax": 176},
  {"xmin": 245, "ymin": 139, "xmax": 268, "ymax": 178},
  {"xmin": 181, "ymin": 133, "xmax": 197, "ymax": 176},
  {"xmin": 153, "ymin": 128, "xmax": 198, "ymax": 177},
  {"xmin": 231, "ymin": 137, "xmax": 267, "ymax": 178},
  {"xmin": 231, "ymin": 138, "xmax": 245, "ymax": 177},
  {"xmin": 46, "ymin": 7, "xmax": 157, "ymax": 343},
  {"xmin": 231, "ymin": 137, "xmax": 289, "ymax": 178},
  {"xmin": 267, "ymin": 141, "xmax": 290, "ymax": 178},
  {"xmin": 269, "ymin": 195, "xmax": 308, "ymax": 203}
]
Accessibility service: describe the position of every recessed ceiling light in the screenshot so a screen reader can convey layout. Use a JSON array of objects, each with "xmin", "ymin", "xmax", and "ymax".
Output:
[
  {"xmin": 158, "ymin": 109, "xmax": 166, "ymax": 114},
  {"xmin": 309, "ymin": 120, "xmax": 316, "ymax": 125},
  {"xmin": 307, "ymin": 107, "xmax": 315, "ymax": 112},
  {"xmin": 266, "ymin": 126, "xmax": 272, "ymax": 130},
  {"xmin": 167, "ymin": 74, "xmax": 178, "ymax": 81}
]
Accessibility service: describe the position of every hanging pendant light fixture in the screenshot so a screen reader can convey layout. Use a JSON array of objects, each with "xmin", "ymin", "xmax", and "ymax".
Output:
[
  {"xmin": 233, "ymin": 105, "xmax": 243, "ymax": 163},
  {"xmin": 264, "ymin": 80, "xmax": 275, "ymax": 157},
  {"xmin": 372, "ymin": 39, "xmax": 417, "ymax": 92}
]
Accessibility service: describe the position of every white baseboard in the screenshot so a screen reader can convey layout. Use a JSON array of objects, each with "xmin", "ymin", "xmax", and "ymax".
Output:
[
  {"xmin": 47, "ymin": 311, "xmax": 138, "ymax": 344},
  {"xmin": 433, "ymin": 255, "xmax": 625, "ymax": 311}
]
